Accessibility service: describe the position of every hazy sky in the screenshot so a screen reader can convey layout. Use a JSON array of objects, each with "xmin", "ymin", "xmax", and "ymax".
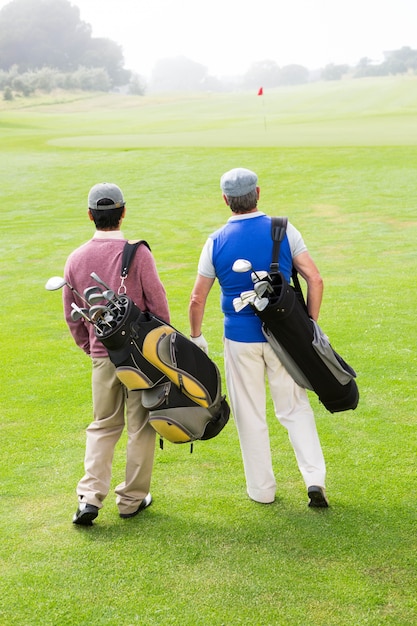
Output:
[{"xmin": 1, "ymin": 0, "xmax": 417, "ymax": 77}]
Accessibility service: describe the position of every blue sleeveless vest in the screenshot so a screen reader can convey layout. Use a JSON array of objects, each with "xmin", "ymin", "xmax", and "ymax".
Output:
[{"xmin": 211, "ymin": 214, "xmax": 292, "ymax": 342}]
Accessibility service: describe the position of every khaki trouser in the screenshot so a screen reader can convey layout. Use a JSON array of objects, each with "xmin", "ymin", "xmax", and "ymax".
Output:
[
  {"xmin": 76, "ymin": 357, "xmax": 156, "ymax": 515},
  {"xmin": 224, "ymin": 339, "xmax": 326, "ymax": 503}
]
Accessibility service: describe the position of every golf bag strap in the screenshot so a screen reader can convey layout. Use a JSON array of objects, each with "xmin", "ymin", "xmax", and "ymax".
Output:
[
  {"xmin": 271, "ymin": 217, "xmax": 307, "ymax": 311},
  {"xmin": 270, "ymin": 216, "xmax": 288, "ymax": 274},
  {"xmin": 292, "ymin": 267, "xmax": 308, "ymax": 312},
  {"xmin": 121, "ymin": 240, "xmax": 151, "ymax": 278},
  {"xmin": 119, "ymin": 239, "xmax": 151, "ymax": 294},
  {"xmin": 291, "ymin": 267, "xmax": 302, "ymax": 293}
]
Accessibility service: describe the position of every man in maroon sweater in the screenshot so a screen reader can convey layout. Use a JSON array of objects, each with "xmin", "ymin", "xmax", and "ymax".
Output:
[{"xmin": 63, "ymin": 182, "xmax": 170, "ymax": 525}]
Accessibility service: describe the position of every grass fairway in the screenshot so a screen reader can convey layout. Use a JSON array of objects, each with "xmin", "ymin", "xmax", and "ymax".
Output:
[{"xmin": 1, "ymin": 77, "xmax": 416, "ymax": 625}]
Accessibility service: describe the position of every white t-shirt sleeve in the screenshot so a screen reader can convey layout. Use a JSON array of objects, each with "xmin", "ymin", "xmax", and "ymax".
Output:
[
  {"xmin": 287, "ymin": 222, "xmax": 307, "ymax": 258},
  {"xmin": 197, "ymin": 237, "xmax": 216, "ymax": 278}
]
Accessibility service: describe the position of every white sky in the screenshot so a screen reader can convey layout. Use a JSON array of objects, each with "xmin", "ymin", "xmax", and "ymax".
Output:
[{"xmin": 1, "ymin": 0, "xmax": 417, "ymax": 77}]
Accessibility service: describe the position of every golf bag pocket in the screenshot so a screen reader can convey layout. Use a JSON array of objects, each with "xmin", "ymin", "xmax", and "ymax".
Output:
[
  {"xmin": 311, "ymin": 320, "xmax": 356, "ymax": 384},
  {"xmin": 116, "ymin": 365, "xmax": 165, "ymax": 390},
  {"xmin": 104, "ymin": 336, "xmax": 166, "ymax": 390},
  {"xmin": 141, "ymin": 381, "xmax": 171, "ymax": 409},
  {"xmin": 142, "ymin": 327, "xmax": 218, "ymax": 408},
  {"xmin": 142, "ymin": 381, "xmax": 230, "ymax": 444}
]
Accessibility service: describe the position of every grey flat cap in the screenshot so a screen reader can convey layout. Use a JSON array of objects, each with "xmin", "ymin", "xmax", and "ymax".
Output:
[
  {"xmin": 220, "ymin": 168, "xmax": 258, "ymax": 197},
  {"xmin": 88, "ymin": 182, "xmax": 125, "ymax": 210}
]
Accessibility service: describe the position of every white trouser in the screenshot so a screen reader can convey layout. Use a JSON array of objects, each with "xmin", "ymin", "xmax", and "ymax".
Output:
[{"xmin": 224, "ymin": 339, "xmax": 326, "ymax": 503}]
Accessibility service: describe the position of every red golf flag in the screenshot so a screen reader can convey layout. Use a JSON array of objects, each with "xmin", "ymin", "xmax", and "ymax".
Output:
[{"xmin": 257, "ymin": 87, "xmax": 263, "ymax": 96}]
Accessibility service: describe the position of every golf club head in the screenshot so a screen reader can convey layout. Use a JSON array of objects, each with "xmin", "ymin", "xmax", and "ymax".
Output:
[
  {"xmin": 88, "ymin": 292, "xmax": 105, "ymax": 305},
  {"xmin": 71, "ymin": 302, "xmax": 92, "ymax": 322},
  {"xmin": 89, "ymin": 306, "xmax": 115, "ymax": 326},
  {"xmin": 232, "ymin": 297, "xmax": 241, "ymax": 311},
  {"xmin": 46, "ymin": 276, "xmax": 87, "ymax": 303},
  {"xmin": 102, "ymin": 289, "xmax": 122, "ymax": 307},
  {"xmin": 102, "ymin": 289, "xmax": 115, "ymax": 300},
  {"xmin": 254, "ymin": 280, "xmax": 271, "ymax": 297},
  {"xmin": 71, "ymin": 307, "xmax": 89, "ymax": 321},
  {"xmin": 233, "ymin": 290, "xmax": 257, "ymax": 311},
  {"xmin": 233, "ymin": 297, "xmax": 251, "ymax": 312},
  {"xmin": 240, "ymin": 289, "xmax": 256, "ymax": 300},
  {"xmin": 84, "ymin": 286, "xmax": 101, "ymax": 302},
  {"xmin": 89, "ymin": 305, "xmax": 109, "ymax": 321},
  {"xmin": 254, "ymin": 296, "xmax": 269, "ymax": 311},
  {"xmin": 251, "ymin": 270, "xmax": 270, "ymax": 283},
  {"xmin": 45, "ymin": 276, "xmax": 67, "ymax": 291},
  {"xmin": 232, "ymin": 259, "xmax": 253, "ymax": 274}
]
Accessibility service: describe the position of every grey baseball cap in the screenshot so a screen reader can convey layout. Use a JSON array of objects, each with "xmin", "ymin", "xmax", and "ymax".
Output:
[
  {"xmin": 220, "ymin": 168, "xmax": 258, "ymax": 197},
  {"xmin": 88, "ymin": 182, "xmax": 125, "ymax": 210}
]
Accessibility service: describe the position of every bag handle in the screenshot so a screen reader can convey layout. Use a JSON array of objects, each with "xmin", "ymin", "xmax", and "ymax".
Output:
[{"xmin": 119, "ymin": 239, "xmax": 151, "ymax": 294}]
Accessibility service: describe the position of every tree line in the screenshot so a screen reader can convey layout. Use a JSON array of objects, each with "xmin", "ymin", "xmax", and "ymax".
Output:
[{"xmin": 1, "ymin": 0, "xmax": 416, "ymax": 99}]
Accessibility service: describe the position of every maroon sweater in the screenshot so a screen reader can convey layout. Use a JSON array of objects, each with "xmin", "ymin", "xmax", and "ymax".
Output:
[{"xmin": 63, "ymin": 234, "xmax": 170, "ymax": 358}]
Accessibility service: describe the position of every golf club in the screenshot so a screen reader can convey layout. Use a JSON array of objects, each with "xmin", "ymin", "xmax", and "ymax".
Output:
[
  {"xmin": 233, "ymin": 298, "xmax": 249, "ymax": 312},
  {"xmin": 254, "ymin": 280, "xmax": 273, "ymax": 297},
  {"xmin": 232, "ymin": 290, "xmax": 257, "ymax": 312},
  {"xmin": 45, "ymin": 276, "xmax": 89, "ymax": 304},
  {"xmin": 88, "ymin": 305, "xmax": 114, "ymax": 325},
  {"xmin": 90, "ymin": 272, "xmax": 111, "ymax": 290},
  {"xmin": 253, "ymin": 296, "xmax": 269, "ymax": 311},
  {"xmin": 250, "ymin": 270, "xmax": 270, "ymax": 283},
  {"xmin": 102, "ymin": 289, "xmax": 123, "ymax": 310},
  {"xmin": 84, "ymin": 285, "xmax": 102, "ymax": 302},
  {"xmin": 88, "ymin": 292, "xmax": 105, "ymax": 305},
  {"xmin": 88, "ymin": 289, "xmax": 123, "ymax": 312},
  {"xmin": 70, "ymin": 302, "xmax": 94, "ymax": 323},
  {"xmin": 232, "ymin": 258, "xmax": 260, "ymax": 278},
  {"xmin": 232, "ymin": 259, "xmax": 272, "ymax": 289},
  {"xmin": 70, "ymin": 307, "xmax": 90, "ymax": 322}
]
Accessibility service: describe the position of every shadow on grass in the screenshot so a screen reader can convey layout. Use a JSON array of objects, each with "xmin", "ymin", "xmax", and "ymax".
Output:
[{"xmin": 71, "ymin": 488, "xmax": 415, "ymax": 568}]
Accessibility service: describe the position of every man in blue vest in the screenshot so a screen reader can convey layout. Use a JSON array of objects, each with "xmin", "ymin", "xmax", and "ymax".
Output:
[{"xmin": 189, "ymin": 167, "xmax": 328, "ymax": 508}]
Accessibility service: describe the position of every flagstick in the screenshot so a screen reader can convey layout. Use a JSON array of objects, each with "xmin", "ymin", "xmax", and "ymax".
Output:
[{"xmin": 258, "ymin": 87, "xmax": 267, "ymax": 132}]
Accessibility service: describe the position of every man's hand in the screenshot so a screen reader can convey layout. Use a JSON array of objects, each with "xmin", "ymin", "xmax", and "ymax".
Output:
[{"xmin": 190, "ymin": 333, "xmax": 209, "ymax": 354}]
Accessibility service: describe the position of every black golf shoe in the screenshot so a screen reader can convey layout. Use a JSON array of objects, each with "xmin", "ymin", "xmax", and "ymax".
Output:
[
  {"xmin": 307, "ymin": 486, "xmax": 329, "ymax": 508},
  {"xmin": 72, "ymin": 502, "xmax": 99, "ymax": 526},
  {"xmin": 119, "ymin": 493, "xmax": 152, "ymax": 518}
]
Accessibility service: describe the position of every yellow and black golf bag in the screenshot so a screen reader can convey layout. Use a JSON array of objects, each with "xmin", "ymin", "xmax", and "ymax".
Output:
[{"xmin": 94, "ymin": 290, "xmax": 229, "ymax": 446}]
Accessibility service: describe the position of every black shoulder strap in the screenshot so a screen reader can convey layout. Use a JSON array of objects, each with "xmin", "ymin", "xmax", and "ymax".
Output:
[
  {"xmin": 270, "ymin": 216, "xmax": 288, "ymax": 274},
  {"xmin": 271, "ymin": 217, "xmax": 308, "ymax": 312},
  {"xmin": 291, "ymin": 267, "xmax": 302, "ymax": 292},
  {"xmin": 121, "ymin": 239, "xmax": 151, "ymax": 278}
]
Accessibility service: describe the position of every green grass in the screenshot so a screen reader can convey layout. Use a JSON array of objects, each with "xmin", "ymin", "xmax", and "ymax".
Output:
[{"xmin": 1, "ymin": 77, "xmax": 417, "ymax": 625}]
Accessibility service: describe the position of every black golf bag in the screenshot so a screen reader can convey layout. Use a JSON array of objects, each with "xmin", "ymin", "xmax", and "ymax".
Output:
[
  {"xmin": 256, "ymin": 271, "xmax": 359, "ymax": 412},
  {"xmin": 248, "ymin": 218, "xmax": 359, "ymax": 413},
  {"xmin": 94, "ymin": 293, "xmax": 229, "ymax": 444}
]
